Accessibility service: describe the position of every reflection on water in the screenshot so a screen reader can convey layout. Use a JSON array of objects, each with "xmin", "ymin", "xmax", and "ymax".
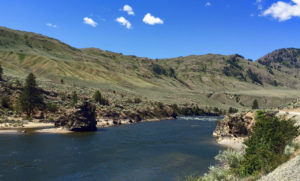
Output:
[{"xmin": 0, "ymin": 116, "xmax": 223, "ymax": 181}]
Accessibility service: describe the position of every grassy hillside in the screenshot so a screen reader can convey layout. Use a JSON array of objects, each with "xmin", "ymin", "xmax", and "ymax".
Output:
[{"xmin": 0, "ymin": 26, "xmax": 299, "ymax": 109}]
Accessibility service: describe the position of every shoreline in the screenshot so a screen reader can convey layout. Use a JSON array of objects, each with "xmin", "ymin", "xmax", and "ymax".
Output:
[
  {"xmin": 215, "ymin": 136, "xmax": 245, "ymax": 151},
  {"xmin": 0, "ymin": 117, "xmax": 176, "ymax": 134}
]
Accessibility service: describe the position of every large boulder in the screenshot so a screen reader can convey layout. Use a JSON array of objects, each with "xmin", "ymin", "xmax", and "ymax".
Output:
[
  {"xmin": 213, "ymin": 112, "xmax": 256, "ymax": 138},
  {"xmin": 55, "ymin": 102, "xmax": 97, "ymax": 132}
]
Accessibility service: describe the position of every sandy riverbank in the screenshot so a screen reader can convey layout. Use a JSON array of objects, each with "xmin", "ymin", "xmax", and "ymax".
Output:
[
  {"xmin": 0, "ymin": 117, "xmax": 175, "ymax": 134},
  {"xmin": 215, "ymin": 136, "xmax": 245, "ymax": 151},
  {"xmin": 0, "ymin": 122, "xmax": 72, "ymax": 134}
]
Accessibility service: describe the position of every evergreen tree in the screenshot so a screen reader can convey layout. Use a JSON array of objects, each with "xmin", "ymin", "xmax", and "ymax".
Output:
[
  {"xmin": 19, "ymin": 73, "xmax": 44, "ymax": 116},
  {"xmin": 0, "ymin": 64, "xmax": 3, "ymax": 81},
  {"xmin": 93, "ymin": 91, "xmax": 102, "ymax": 104},
  {"xmin": 71, "ymin": 91, "xmax": 78, "ymax": 106},
  {"xmin": 93, "ymin": 90, "xmax": 109, "ymax": 106},
  {"xmin": 252, "ymin": 99, "xmax": 259, "ymax": 109}
]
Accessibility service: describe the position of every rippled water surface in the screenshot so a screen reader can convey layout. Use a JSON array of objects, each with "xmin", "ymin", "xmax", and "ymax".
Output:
[{"xmin": 0, "ymin": 116, "xmax": 224, "ymax": 181}]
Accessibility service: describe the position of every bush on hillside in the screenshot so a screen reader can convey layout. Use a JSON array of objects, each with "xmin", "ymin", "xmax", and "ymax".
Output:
[
  {"xmin": 70, "ymin": 91, "xmax": 78, "ymax": 106},
  {"xmin": 46, "ymin": 102, "xmax": 58, "ymax": 113},
  {"xmin": 252, "ymin": 99, "xmax": 259, "ymax": 109},
  {"xmin": 152, "ymin": 64, "xmax": 167, "ymax": 75},
  {"xmin": 228, "ymin": 107, "xmax": 238, "ymax": 114},
  {"xmin": 247, "ymin": 69, "xmax": 263, "ymax": 85},
  {"xmin": 239, "ymin": 111, "xmax": 300, "ymax": 176},
  {"xmin": 1, "ymin": 97, "xmax": 11, "ymax": 109},
  {"xmin": 0, "ymin": 64, "xmax": 3, "ymax": 81},
  {"xmin": 93, "ymin": 90, "xmax": 109, "ymax": 106}
]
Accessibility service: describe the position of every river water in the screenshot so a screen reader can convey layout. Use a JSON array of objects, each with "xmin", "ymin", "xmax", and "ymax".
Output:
[{"xmin": 0, "ymin": 116, "xmax": 224, "ymax": 181}]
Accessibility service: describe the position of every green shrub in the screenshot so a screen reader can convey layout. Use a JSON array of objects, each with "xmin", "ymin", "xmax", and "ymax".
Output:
[
  {"xmin": 93, "ymin": 90, "xmax": 109, "ymax": 106},
  {"xmin": 152, "ymin": 64, "xmax": 167, "ymax": 75},
  {"xmin": 46, "ymin": 102, "xmax": 58, "ymax": 113},
  {"xmin": 239, "ymin": 111, "xmax": 299, "ymax": 176},
  {"xmin": 0, "ymin": 97, "xmax": 10, "ymax": 109},
  {"xmin": 0, "ymin": 64, "xmax": 3, "ymax": 81},
  {"xmin": 247, "ymin": 69, "xmax": 263, "ymax": 85},
  {"xmin": 215, "ymin": 149, "xmax": 243, "ymax": 169},
  {"xmin": 134, "ymin": 97, "xmax": 142, "ymax": 104},
  {"xmin": 93, "ymin": 91, "xmax": 102, "ymax": 103},
  {"xmin": 183, "ymin": 149, "xmax": 243, "ymax": 181},
  {"xmin": 70, "ymin": 91, "xmax": 78, "ymax": 106},
  {"xmin": 252, "ymin": 99, "xmax": 259, "ymax": 109},
  {"xmin": 284, "ymin": 142, "xmax": 299, "ymax": 155},
  {"xmin": 228, "ymin": 107, "xmax": 238, "ymax": 114},
  {"xmin": 201, "ymin": 166, "xmax": 237, "ymax": 181}
]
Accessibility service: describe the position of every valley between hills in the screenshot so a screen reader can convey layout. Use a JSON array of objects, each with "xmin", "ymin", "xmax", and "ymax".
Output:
[{"xmin": 0, "ymin": 26, "xmax": 299, "ymax": 113}]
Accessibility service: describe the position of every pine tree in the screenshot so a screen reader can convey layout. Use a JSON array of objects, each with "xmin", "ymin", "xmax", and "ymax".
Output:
[
  {"xmin": 71, "ymin": 91, "xmax": 78, "ymax": 106},
  {"xmin": 19, "ymin": 73, "xmax": 44, "ymax": 116},
  {"xmin": 93, "ymin": 91, "xmax": 102, "ymax": 104},
  {"xmin": 0, "ymin": 64, "xmax": 3, "ymax": 81},
  {"xmin": 93, "ymin": 90, "xmax": 109, "ymax": 106},
  {"xmin": 252, "ymin": 99, "xmax": 259, "ymax": 109}
]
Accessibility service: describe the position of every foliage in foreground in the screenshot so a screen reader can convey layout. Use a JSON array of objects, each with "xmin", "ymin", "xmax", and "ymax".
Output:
[
  {"xmin": 183, "ymin": 149, "xmax": 243, "ymax": 181},
  {"xmin": 239, "ymin": 111, "xmax": 299, "ymax": 176},
  {"xmin": 184, "ymin": 111, "xmax": 300, "ymax": 181}
]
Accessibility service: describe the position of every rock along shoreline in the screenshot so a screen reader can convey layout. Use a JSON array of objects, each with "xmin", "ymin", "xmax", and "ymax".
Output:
[{"xmin": 0, "ymin": 117, "xmax": 175, "ymax": 134}]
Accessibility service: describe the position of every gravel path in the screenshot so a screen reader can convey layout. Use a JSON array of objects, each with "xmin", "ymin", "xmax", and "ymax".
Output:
[{"xmin": 258, "ymin": 155, "xmax": 300, "ymax": 181}]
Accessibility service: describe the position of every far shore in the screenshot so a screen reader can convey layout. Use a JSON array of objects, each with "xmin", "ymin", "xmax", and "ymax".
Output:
[{"xmin": 0, "ymin": 117, "xmax": 176, "ymax": 134}]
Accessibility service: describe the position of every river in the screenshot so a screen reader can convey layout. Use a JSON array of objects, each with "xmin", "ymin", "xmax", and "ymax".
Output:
[{"xmin": 0, "ymin": 116, "xmax": 224, "ymax": 181}]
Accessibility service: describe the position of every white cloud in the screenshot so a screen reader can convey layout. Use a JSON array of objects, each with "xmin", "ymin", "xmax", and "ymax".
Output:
[
  {"xmin": 83, "ymin": 17, "xmax": 98, "ymax": 27},
  {"xmin": 46, "ymin": 23, "xmax": 57, "ymax": 28},
  {"xmin": 116, "ymin": 16, "xmax": 132, "ymax": 29},
  {"xmin": 263, "ymin": 0, "xmax": 300, "ymax": 21},
  {"xmin": 123, "ymin": 5, "xmax": 134, "ymax": 15},
  {"xmin": 205, "ymin": 2, "xmax": 212, "ymax": 7},
  {"xmin": 143, "ymin": 13, "xmax": 164, "ymax": 25}
]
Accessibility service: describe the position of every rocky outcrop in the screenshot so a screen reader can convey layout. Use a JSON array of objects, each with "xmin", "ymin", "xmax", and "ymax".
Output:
[
  {"xmin": 213, "ymin": 112, "xmax": 256, "ymax": 151},
  {"xmin": 213, "ymin": 112, "xmax": 256, "ymax": 138},
  {"xmin": 55, "ymin": 102, "xmax": 97, "ymax": 132},
  {"xmin": 258, "ymin": 155, "xmax": 300, "ymax": 181}
]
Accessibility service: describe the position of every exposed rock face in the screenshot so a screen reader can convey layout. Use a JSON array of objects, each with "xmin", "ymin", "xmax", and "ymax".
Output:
[
  {"xmin": 55, "ymin": 102, "xmax": 97, "ymax": 132},
  {"xmin": 213, "ymin": 112, "xmax": 256, "ymax": 138},
  {"xmin": 258, "ymin": 155, "xmax": 300, "ymax": 181}
]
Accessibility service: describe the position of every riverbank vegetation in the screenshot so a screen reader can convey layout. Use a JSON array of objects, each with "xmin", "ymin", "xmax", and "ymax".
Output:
[
  {"xmin": 1, "ymin": 71, "xmax": 228, "ymax": 127},
  {"xmin": 184, "ymin": 111, "xmax": 300, "ymax": 181}
]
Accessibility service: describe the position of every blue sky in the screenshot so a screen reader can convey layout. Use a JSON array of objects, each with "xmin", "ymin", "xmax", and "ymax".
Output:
[{"xmin": 0, "ymin": 0, "xmax": 300, "ymax": 60}]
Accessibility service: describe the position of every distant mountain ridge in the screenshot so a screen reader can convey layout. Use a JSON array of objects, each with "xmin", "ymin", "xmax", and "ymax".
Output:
[
  {"xmin": 258, "ymin": 48, "xmax": 300, "ymax": 69},
  {"xmin": 0, "ymin": 26, "xmax": 299, "ymax": 107}
]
